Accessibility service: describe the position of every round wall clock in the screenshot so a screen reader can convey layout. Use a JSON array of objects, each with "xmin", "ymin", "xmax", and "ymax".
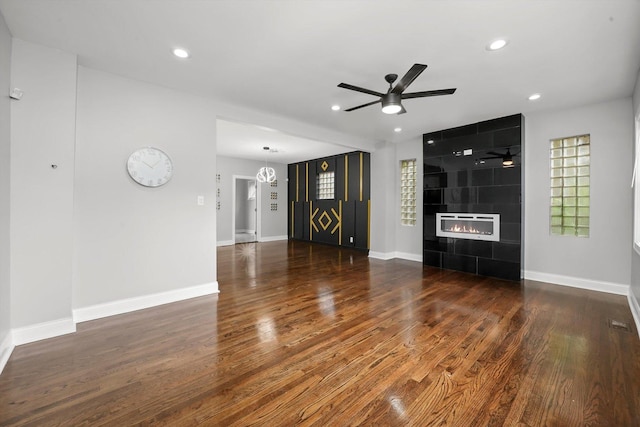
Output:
[{"xmin": 127, "ymin": 147, "xmax": 173, "ymax": 187}]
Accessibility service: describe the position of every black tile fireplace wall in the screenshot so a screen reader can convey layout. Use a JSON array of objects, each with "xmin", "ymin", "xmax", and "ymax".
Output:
[{"xmin": 423, "ymin": 114, "xmax": 523, "ymax": 281}]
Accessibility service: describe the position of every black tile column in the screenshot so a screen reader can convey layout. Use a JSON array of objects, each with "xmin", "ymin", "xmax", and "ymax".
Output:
[{"xmin": 423, "ymin": 114, "xmax": 523, "ymax": 281}]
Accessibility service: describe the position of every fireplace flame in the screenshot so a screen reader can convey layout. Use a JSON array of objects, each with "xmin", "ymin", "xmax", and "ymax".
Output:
[{"xmin": 449, "ymin": 224, "xmax": 480, "ymax": 234}]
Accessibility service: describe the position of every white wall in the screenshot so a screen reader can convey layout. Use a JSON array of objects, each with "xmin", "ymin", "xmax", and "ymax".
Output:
[
  {"xmin": 394, "ymin": 137, "xmax": 423, "ymax": 260},
  {"xmin": 0, "ymin": 12, "xmax": 12, "ymax": 369},
  {"xmin": 73, "ymin": 67, "xmax": 218, "ymax": 309},
  {"xmin": 10, "ymin": 39, "xmax": 77, "ymax": 330},
  {"xmin": 216, "ymin": 155, "xmax": 287, "ymax": 243},
  {"xmin": 630, "ymin": 70, "xmax": 640, "ymax": 311},
  {"xmin": 524, "ymin": 99, "xmax": 633, "ymax": 291},
  {"xmin": 369, "ymin": 143, "xmax": 396, "ymax": 258}
]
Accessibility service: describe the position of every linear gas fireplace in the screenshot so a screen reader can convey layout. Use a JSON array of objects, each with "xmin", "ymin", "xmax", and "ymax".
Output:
[{"xmin": 436, "ymin": 213, "xmax": 500, "ymax": 242}]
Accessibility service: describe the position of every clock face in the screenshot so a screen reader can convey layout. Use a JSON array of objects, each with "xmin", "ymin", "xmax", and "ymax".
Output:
[{"xmin": 127, "ymin": 147, "xmax": 173, "ymax": 187}]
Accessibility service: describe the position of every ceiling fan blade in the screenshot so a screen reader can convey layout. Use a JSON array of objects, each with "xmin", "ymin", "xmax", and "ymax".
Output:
[
  {"xmin": 344, "ymin": 99, "xmax": 381, "ymax": 112},
  {"xmin": 401, "ymin": 88, "xmax": 457, "ymax": 99},
  {"xmin": 338, "ymin": 83, "xmax": 384, "ymax": 98},
  {"xmin": 391, "ymin": 63, "xmax": 427, "ymax": 94},
  {"xmin": 485, "ymin": 151, "xmax": 504, "ymax": 157}
]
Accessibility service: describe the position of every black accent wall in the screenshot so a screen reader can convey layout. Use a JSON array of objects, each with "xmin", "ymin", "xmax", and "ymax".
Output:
[
  {"xmin": 288, "ymin": 151, "xmax": 370, "ymax": 250},
  {"xmin": 423, "ymin": 114, "xmax": 523, "ymax": 281}
]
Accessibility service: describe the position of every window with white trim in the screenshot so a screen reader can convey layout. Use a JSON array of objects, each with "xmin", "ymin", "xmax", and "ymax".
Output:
[{"xmin": 400, "ymin": 159, "xmax": 417, "ymax": 226}]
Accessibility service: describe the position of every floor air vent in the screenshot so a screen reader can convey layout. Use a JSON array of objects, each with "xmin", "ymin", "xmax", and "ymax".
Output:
[{"xmin": 608, "ymin": 319, "xmax": 631, "ymax": 332}]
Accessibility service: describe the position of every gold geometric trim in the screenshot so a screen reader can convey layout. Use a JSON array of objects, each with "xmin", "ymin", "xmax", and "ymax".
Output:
[
  {"xmin": 318, "ymin": 211, "xmax": 332, "ymax": 231},
  {"xmin": 321, "ymin": 160, "xmax": 329, "ymax": 171},
  {"xmin": 330, "ymin": 207, "xmax": 341, "ymax": 235}
]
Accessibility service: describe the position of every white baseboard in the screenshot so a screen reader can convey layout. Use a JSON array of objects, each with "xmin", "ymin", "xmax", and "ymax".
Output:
[
  {"xmin": 395, "ymin": 252, "xmax": 422, "ymax": 262},
  {"xmin": 258, "ymin": 235, "xmax": 288, "ymax": 242},
  {"xmin": 524, "ymin": 270, "xmax": 629, "ymax": 296},
  {"xmin": 0, "ymin": 331, "xmax": 14, "ymax": 376},
  {"xmin": 628, "ymin": 291, "xmax": 640, "ymax": 339},
  {"xmin": 368, "ymin": 251, "xmax": 394, "ymax": 260},
  {"xmin": 368, "ymin": 251, "xmax": 422, "ymax": 262},
  {"xmin": 217, "ymin": 240, "xmax": 235, "ymax": 247},
  {"xmin": 73, "ymin": 281, "xmax": 219, "ymax": 323},
  {"xmin": 12, "ymin": 317, "xmax": 76, "ymax": 346}
]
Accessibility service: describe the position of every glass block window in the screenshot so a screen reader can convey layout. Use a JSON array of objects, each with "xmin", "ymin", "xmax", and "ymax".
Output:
[
  {"xmin": 550, "ymin": 134, "xmax": 590, "ymax": 237},
  {"xmin": 317, "ymin": 171, "xmax": 334, "ymax": 200},
  {"xmin": 401, "ymin": 159, "xmax": 417, "ymax": 226}
]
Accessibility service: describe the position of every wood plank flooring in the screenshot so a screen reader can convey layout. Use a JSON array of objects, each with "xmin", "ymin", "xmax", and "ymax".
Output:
[{"xmin": 1, "ymin": 240, "xmax": 639, "ymax": 426}]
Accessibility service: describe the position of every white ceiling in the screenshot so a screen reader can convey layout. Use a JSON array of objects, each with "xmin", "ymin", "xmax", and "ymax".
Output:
[{"xmin": 1, "ymin": 0, "xmax": 639, "ymax": 163}]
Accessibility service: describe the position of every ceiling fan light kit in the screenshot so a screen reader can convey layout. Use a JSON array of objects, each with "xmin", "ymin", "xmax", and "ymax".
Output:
[
  {"xmin": 381, "ymin": 93, "xmax": 402, "ymax": 114},
  {"xmin": 338, "ymin": 63, "xmax": 456, "ymax": 115}
]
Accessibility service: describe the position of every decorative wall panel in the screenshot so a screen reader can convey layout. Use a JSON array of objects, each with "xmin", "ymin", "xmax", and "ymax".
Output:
[{"xmin": 288, "ymin": 151, "xmax": 370, "ymax": 250}]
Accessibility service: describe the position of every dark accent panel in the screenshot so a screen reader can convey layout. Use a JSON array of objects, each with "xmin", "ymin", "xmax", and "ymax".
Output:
[
  {"xmin": 424, "ymin": 172, "xmax": 447, "ymax": 189},
  {"xmin": 493, "ymin": 242, "xmax": 521, "ymax": 263},
  {"xmin": 334, "ymin": 154, "xmax": 346, "ymax": 201},
  {"xmin": 444, "ymin": 187, "xmax": 477, "ymax": 204},
  {"xmin": 348, "ymin": 153, "xmax": 360, "ymax": 202},
  {"xmin": 361, "ymin": 153, "xmax": 370, "ymax": 201},
  {"xmin": 297, "ymin": 163, "xmax": 307, "ymax": 203},
  {"xmin": 501, "ymin": 222, "xmax": 521, "ymax": 242},
  {"xmin": 471, "ymin": 169, "xmax": 493, "ymax": 186},
  {"xmin": 424, "ymin": 157, "xmax": 443, "ymax": 174},
  {"xmin": 423, "ymin": 250, "xmax": 442, "ymax": 268},
  {"xmin": 454, "ymin": 240, "xmax": 493, "ymax": 258},
  {"xmin": 293, "ymin": 202, "xmax": 304, "ymax": 240},
  {"xmin": 289, "ymin": 151, "xmax": 369, "ymax": 251},
  {"xmin": 302, "ymin": 202, "xmax": 310, "ymax": 241},
  {"xmin": 423, "ymin": 113, "xmax": 523, "ymax": 281},
  {"xmin": 477, "ymin": 114, "xmax": 522, "ymax": 133},
  {"xmin": 494, "ymin": 166, "xmax": 521, "ymax": 185},
  {"xmin": 424, "ymin": 238, "xmax": 451, "ymax": 253},
  {"xmin": 477, "ymin": 258, "xmax": 521, "ymax": 281},
  {"xmin": 454, "ymin": 170, "xmax": 468, "ymax": 187},
  {"xmin": 342, "ymin": 201, "xmax": 355, "ymax": 247},
  {"xmin": 311, "ymin": 200, "xmax": 339, "ymax": 246},
  {"xmin": 354, "ymin": 201, "xmax": 369, "ymax": 250},
  {"xmin": 424, "ymin": 212, "xmax": 437, "ymax": 239},
  {"xmin": 424, "ymin": 189, "xmax": 443, "ymax": 204},
  {"xmin": 478, "ymin": 185, "xmax": 520, "ymax": 204},
  {"xmin": 448, "ymin": 204, "xmax": 494, "ymax": 215},
  {"xmin": 307, "ymin": 166, "xmax": 317, "ymax": 201},
  {"xmin": 493, "ymin": 127, "xmax": 522, "ymax": 149},
  {"xmin": 492, "ymin": 204, "xmax": 521, "ymax": 223},
  {"xmin": 442, "ymin": 123, "xmax": 478, "ymax": 140},
  {"xmin": 443, "ymin": 254, "xmax": 477, "ymax": 274}
]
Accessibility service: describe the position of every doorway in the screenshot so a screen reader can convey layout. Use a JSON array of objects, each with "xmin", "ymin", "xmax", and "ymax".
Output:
[{"xmin": 232, "ymin": 176, "xmax": 259, "ymax": 244}]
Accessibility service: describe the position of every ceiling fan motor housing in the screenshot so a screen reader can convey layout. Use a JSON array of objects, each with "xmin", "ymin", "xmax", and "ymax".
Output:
[{"xmin": 382, "ymin": 92, "xmax": 402, "ymax": 113}]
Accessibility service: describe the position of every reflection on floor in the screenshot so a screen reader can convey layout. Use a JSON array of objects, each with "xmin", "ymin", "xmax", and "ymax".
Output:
[{"xmin": 235, "ymin": 232, "xmax": 255, "ymax": 243}]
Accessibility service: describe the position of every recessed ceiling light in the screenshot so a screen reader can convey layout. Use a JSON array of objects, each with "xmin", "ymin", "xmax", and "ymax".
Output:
[
  {"xmin": 528, "ymin": 93, "xmax": 541, "ymax": 101},
  {"xmin": 331, "ymin": 105, "xmax": 341, "ymax": 111},
  {"xmin": 172, "ymin": 48, "xmax": 190, "ymax": 59},
  {"xmin": 394, "ymin": 127, "xmax": 402, "ymax": 133},
  {"xmin": 487, "ymin": 39, "xmax": 508, "ymax": 51}
]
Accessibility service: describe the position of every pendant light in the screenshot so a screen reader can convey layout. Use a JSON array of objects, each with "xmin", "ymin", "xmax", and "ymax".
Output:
[{"xmin": 256, "ymin": 146, "xmax": 276, "ymax": 183}]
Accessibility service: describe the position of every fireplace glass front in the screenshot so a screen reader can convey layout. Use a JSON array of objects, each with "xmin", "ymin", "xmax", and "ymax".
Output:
[{"xmin": 436, "ymin": 213, "xmax": 500, "ymax": 242}]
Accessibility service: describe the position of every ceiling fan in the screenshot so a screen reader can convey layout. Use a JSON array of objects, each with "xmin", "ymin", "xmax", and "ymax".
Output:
[
  {"xmin": 478, "ymin": 148, "xmax": 520, "ymax": 167},
  {"xmin": 338, "ymin": 63, "xmax": 456, "ymax": 114}
]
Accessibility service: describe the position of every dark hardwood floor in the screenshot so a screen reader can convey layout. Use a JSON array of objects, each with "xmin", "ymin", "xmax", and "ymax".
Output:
[{"xmin": 1, "ymin": 240, "xmax": 639, "ymax": 426}]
